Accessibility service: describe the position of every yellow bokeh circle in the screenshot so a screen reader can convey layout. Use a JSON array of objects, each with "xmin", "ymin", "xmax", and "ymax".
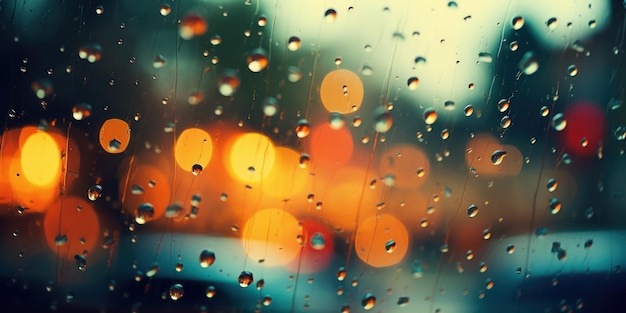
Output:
[
  {"xmin": 175, "ymin": 128, "xmax": 213, "ymax": 172},
  {"xmin": 20, "ymin": 131, "xmax": 61, "ymax": 187},
  {"xmin": 242, "ymin": 208, "xmax": 301, "ymax": 266},
  {"xmin": 227, "ymin": 133, "xmax": 275, "ymax": 182}
]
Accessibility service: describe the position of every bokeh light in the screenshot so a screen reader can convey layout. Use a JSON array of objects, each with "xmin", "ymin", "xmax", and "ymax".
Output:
[
  {"xmin": 227, "ymin": 132, "xmax": 276, "ymax": 183},
  {"xmin": 99, "ymin": 118, "xmax": 131, "ymax": 154},
  {"xmin": 320, "ymin": 69, "xmax": 364, "ymax": 114},
  {"xmin": 43, "ymin": 197, "xmax": 100, "ymax": 260},
  {"xmin": 242, "ymin": 208, "xmax": 300, "ymax": 266},
  {"xmin": 355, "ymin": 214, "xmax": 409, "ymax": 267},
  {"xmin": 174, "ymin": 128, "xmax": 213, "ymax": 173}
]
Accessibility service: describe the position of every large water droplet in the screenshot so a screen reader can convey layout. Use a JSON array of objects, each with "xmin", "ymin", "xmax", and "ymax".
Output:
[
  {"xmin": 205, "ymin": 285, "xmax": 216, "ymax": 298},
  {"xmin": 238, "ymin": 271, "xmax": 254, "ymax": 287},
  {"xmin": 74, "ymin": 254, "xmax": 87, "ymax": 271},
  {"xmin": 467, "ymin": 204, "xmax": 478, "ymax": 218},
  {"xmin": 551, "ymin": 113, "xmax": 567, "ymax": 131},
  {"xmin": 374, "ymin": 107, "xmax": 392, "ymax": 133},
  {"xmin": 87, "ymin": 185, "xmax": 103, "ymax": 201},
  {"xmin": 519, "ymin": 51, "xmax": 539, "ymax": 75},
  {"xmin": 199, "ymin": 250, "xmax": 216, "ymax": 268},
  {"xmin": 546, "ymin": 178, "xmax": 558, "ymax": 192},
  {"xmin": 491, "ymin": 150, "xmax": 507, "ymax": 165},
  {"xmin": 295, "ymin": 119, "xmax": 311, "ymax": 138},
  {"xmin": 424, "ymin": 109, "xmax": 438, "ymax": 125},
  {"xmin": 247, "ymin": 48, "xmax": 269, "ymax": 72},
  {"xmin": 362, "ymin": 293, "xmax": 376, "ymax": 310},
  {"xmin": 385, "ymin": 239, "xmax": 397, "ymax": 253},
  {"xmin": 310, "ymin": 232, "xmax": 326, "ymax": 250},
  {"xmin": 169, "ymin": 283, "xmax": 184, "ymax": 300}
]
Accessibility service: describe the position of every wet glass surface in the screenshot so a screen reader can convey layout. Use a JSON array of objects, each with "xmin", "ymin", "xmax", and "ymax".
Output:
[{"xmin": 1, "ymin": 0, "xmax": 625, "ymax": 312}]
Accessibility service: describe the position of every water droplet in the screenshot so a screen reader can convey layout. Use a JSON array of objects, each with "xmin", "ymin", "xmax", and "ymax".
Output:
[
  {"xmin": 135, "ymin": 202, "xmax": 154, "ymax": 225},
  {"xmin": 479, "ymin": 261, "xmax": 488, "ymax": 273},
  {"xmin": 310, "ymin": 232, "xmax": 326, "ymax": 250},
  {"xmin": 385, "ymin": 239, "xmax": 397, "ymax": 253},
  {"xmin": 546, "ymin": 17, "xmax": 558, "ymax": 30},
  {"xmin": 324, "ymin": 9, "xmax": 337, "ymax": 23},
  {"xmin": 247, "ymin": 48, "xmax": 269, "ymax": 72},
  {"xmin": 87, "ymin": 185, "xmax": 103, "ymax": 201},
  {"xmin": 165, "ymin": 202, "xmax": 184, "ymax": 218},
  {"xmin": 256, "ymin": 279, "xmax": 265, "ymax": 290},
  {"xmin": 549, "ymin": 198, "xmax": 561, "ymax": 214},
  {"xmin": 298, "ymin": 153, "xmax": 310, "ymax": 168},
  {"xmin": 336, "ymin": 267, "xmax": 347, "ymax": 281},
  {"xmin": 551, "ymin": 113, "xmax": 567, "ymax": 131},
  {"xmin": 407, "ymin": 77, "xmax": 419, "ymax": 90},
  {"xmin": 361, "ymin": 293, "xmax": 376, "ymax": 310},
  {"xmin": 160, "ymin": 4, "xmax": 171, "ymax": 16},
  {"xmin": 512, "ymin": 16, "xmax": 525, "ymax": 30},
  {"xmin": 464, "ymin": 105, "xmax": 474, "ymax": 116},
  {"xmin": 74, "ymin": 254, "xmax": 87, "ymax": 271},
  {"xmin": 509, "ymin": 41, "xmax": 519, "ymax": 51},
  {"xmin": 238, "ymin": 271, "xmax": 254, "ymax": 287},
  {"xmin": 55, "ymin": 234, "xmax": 68, "ymax": 246},
  {"xmin": 78, "ymin": 43, "xmax": 103, "ymax": 63},
  {"xmin": 397, "ymin": 297, "xmax": 410, "ymax": 306},
  {"xmin": 491, "ymin": 150, "xmax": 507, "ymax": 165},
  {"xmin": 411, "ymin": 259, "xmax": 424, "ymax": 278},
  {"xmin": 205, "ymin": 286, "xmax": 216, "ymax": 298},
  {"xmin": 329, "ymin": 112, "xmax": 345, "ymax": 130},
  {"xmin": 519, "ymin": 51, "xmax": 539, "ymax": 75},
  {"xmin": 145, "ymin": 262, "xmax": 160, "ymax": 277},
  {"xmin": 175, "ymin": 262, "xmax": 184, "ymax": 272},
  {"xmin": 374, "ymin": 107, "xmax": 392, "ymax": 133},
  {"xmin": 287, "ymin": 36, "xmax": 301, "ymax": 51},
  {"xmin": 506, "ymin": 245, "xmax": 515, "ymax": 254},
  {"xmin": 443, "ymin": 100, "xmax": 456, "ymax": 111},
  {"xmin": 217, "ymin": 69, "xmax": 240, "ymax": 96},
  {"xmin": 584, "ymin": 239, "xmax": 593, "ymax": 249},
  {"xmin": 478, "ymin": 52, "xmax": 493, "ymax": 63},
  {"xmin": 179, "ymin": 14, "xmax": 207, "ymax": 40},
  {"xmin": 199, "ymin": 250, "xmax": 216, "ymax": 268},
  {"xmin": 468, "ymin": 204, "xmax": 478, "ymax": 218},
  {"xmin": 567, "ymin": 64, "xmax": 578, "ymax": 77},
  {"xmin": 546, "ymin": 178, "xmax": 558, "ymax": 192},
  {"xmin": 424, "ymin": 108, "xmax": 438, "ymax": 125},
  {"xmin": 497, "ymin": 99, "xmax": 510, "ymax": 112},
  {"xmin": 169, "ymin": 284, "xmax": 184, "ymax": 300},
  {"xmin": 500, "ymin": 115, "xmax": 512, "ymax": 128},
  {"xmin": 540, "ymin": 106, "xmax": 549, "ymax": 117},
  {"xmin": 295, "ymin": 119, "xmax": 311, "ymax": 138},
  {"xmin": 262, "ymin": 295, "xmax": 272, "ymax": 306}
]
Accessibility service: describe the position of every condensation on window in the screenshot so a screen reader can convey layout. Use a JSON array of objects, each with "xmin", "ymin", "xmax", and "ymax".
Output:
[{"xmin": 0, "ymin": 0, "xmax": 625, "ymax": 312}]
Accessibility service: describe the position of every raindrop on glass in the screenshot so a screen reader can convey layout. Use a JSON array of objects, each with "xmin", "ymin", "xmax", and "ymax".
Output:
[
  {"xmin": 74, "ymin": 254, "xmax": 87, "ymax": 271},
  {"xmin": 491, "ymin": 150, "xmax": 507, "ymax": 165},
  {"xmin": 519, "ymin": 51, "xmax": 539, "ymax": 75},
  {"xmin": 468, "ymin": 204, "xmax": 478, "ymax": 218},
  {"xmin": 295, "ymin": 119, "xmax": 311, "ymax": 138},
  {"xmin": 169, "ymin": 284, "xmax": 184, "ymax": 301},
  {"xmin": 551, "ymin": 113, "xmax": 567, "ymax": 131},
  {"xmin": 87, "ymin": 185, "xmax": 103, "ymax": 201},
  {"xmin": 362, "ymin": 293, "xmax": 376, "ymax": 310},
  {"xmin": 199, "ymin": 250, "xmax": 216, "ymax": 268},
  {"xmin": 238, "ymin": 271, "xmax": 254, "ymax": 287}
]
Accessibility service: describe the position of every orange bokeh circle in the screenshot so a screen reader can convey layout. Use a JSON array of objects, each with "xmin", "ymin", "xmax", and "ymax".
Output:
[
  {"xmin": 355, "ymin": 214, "xmax": 409, "ymax": 267},
  {"xmin": 308, "ymin": 123, "xmax": 354, "ymax": 169},
  {"xmin": 43, "ymin": 196, "xmax": 100, "ymax": 259},
  {"xmin": 175, "ymin": 128, "xmax": 213, "ymax": 173},
  {"xmin": 99, "ymin": 118, "xmax": 131, "ymax": 154}
]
